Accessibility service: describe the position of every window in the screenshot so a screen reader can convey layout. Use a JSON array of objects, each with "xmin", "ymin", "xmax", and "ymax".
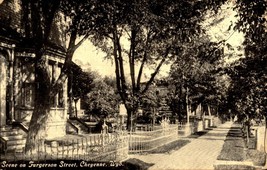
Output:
[
  {"xmin": 58, "ymin": 85, "xmax": 64, "ymax": 107},
  {"xmin": 20, "ymin": 58, "xmax": 35, "ymax": 108},
  {"xmin": 49, "ymin": 61, "xmax": 64, "ymax": 108},
  {"xmin": 21, "ymin": 83, "xmax": 35, "ymax": 107}
]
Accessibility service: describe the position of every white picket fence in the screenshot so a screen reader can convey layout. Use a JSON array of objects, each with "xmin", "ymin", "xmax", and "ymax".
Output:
[
  {"xmin": 1, "ymin": 133, "xmax": 129, "ymax": 162},
  {"xmin": 128, "ymin": 125, "xmax": 178, "ymax": 153},
  {"xmin": 1, "ymin": 119, "xmax": 221, "ymax": 161}
]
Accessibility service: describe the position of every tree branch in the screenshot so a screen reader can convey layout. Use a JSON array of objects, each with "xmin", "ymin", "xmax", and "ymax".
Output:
[
  {"xmin": 73, "ymin": 31, "xmax": 91, "ymax": 51},
  {"xmin": 137, "ymin": 31, "xmax": 151, "ymax": 90},
  {"xmin": 141, "ymin": 47, "xmax": 170, "ymax": 94},
  {"xmin": 129, "ymin": 28, "xmax": 137, "ymax": 93},
  {"xmin": 116, "ymin": 33, "xmax": 127, "ymax": 93}
]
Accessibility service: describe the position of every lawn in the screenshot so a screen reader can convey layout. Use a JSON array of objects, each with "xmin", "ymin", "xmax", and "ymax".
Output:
[
  {"xmin": 147, "ymin": 139, "xmax": 190, "ymax": 154},
  {"xmin": 217, "ymin": 124, "xmax": 247, "ymax": 161},
  {"xmin": 146, "ymin": 127, "xmax": 213, "ymax": 154}
]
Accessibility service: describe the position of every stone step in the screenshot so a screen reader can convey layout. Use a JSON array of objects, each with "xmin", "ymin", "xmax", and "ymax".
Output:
[
  {"xmin": 1, "ymin": 130, "xmax": 19, "ymax": 137},
  {"xmin": 70, "ymin": 120, "xmax": 89, "ymax": 134},
  {"xmin": 2, "ymin": 134, "xmax": 24, "ymax": 141},
  {"xmin": 0, "ymin": 126, "xmax": 12, "ymax": 132},
  {"xmin": 5, "ymin": 144, "xmax": 25, "ymax": 153},
  {"xmin": 6, "ymin": 139, "xmax": 26, "ymax": 146}
]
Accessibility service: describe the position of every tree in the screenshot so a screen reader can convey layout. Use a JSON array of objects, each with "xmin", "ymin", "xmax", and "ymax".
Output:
[
  {"xmin": 84, "ymin": 76, "xmax": 120, "ymax": 118},
  {"xmin": 24, "ymin": 0, "xmax": 102, "ymax": 153},
  {"xmin": 23, "ymin": 0, "xmax": 62, "ymax": 154},
  {"xmin": 228, "ymin": 0, "xmax": 267, "ymax": 151},
  {"xmin": 168, "ymin": 32, "xmax": 226, "ymax": 123},
  {"xmin": 68, "ymin": 62, "xmax": 95, "ymax": 117},
  {"xmin": 90, "ymin": 0, "xmax": 228, "ymax": 131}
]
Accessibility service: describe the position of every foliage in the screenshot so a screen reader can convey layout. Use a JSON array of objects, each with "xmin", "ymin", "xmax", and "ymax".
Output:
[
  {"xmin": 89, "ymin": 0, "xmax": 228, "ymax": 130},
  {"xmin": 83, "ymin": 76, "xmax": 120, "ymax": 118},
  {"xmin": 68, "ymin": 62, "xmax": 95, "ymax": 100},
  {"xmin": 224, "ymin": 0, "xmax": 267, "ymax": 120},
  {"xmin": 23, "ymin": 0, "xmax": 107, "ymax": 152},
  {"xmin": 168, "ymin": 32, "xmax": 227, "ymax": 119}
]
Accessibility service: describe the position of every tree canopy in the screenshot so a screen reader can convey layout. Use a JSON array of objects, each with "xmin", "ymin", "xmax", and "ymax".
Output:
[
  {"xmin": 224, "ymin": 0, "xmax": 267, "ymax": 121},
  {"xmin": 88, "ymin": 0, "xmax": 228, "ymax": 130}
]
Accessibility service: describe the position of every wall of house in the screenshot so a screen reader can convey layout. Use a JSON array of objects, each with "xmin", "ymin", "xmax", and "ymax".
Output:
[
  {"xmin": 0, "ymin": 54, "xmax": 7, "ymax": 127},
  {"xmin": 0, "ymin": 0, "xmax": 69, "ymax": 139},
  {"xmin": 13, "ymin": 51, "xmax": 68, "ymax": 138}
]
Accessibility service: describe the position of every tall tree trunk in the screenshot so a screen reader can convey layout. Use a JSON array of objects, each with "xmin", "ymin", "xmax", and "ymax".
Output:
[
  {"xmin": 265, "ymin": 115, "xmax": 267, "ymax": 152},
  {"xmin": 126, "ymin": 109, "xmax": 132, "ymax": 131},
  {"xmin": 264, "ymin": 115, "xmax": 267, "ymax": 168},
  {"xmin": 25, "ymin": 98, "xmax": 51, "ymax": 154},
  {"xmin": 25, "ymin": 56, "xmax": 52, "ymax": 154},
  {"xmin": 126, "ymin": 106, "xmax": 137, "ymax": 132}
]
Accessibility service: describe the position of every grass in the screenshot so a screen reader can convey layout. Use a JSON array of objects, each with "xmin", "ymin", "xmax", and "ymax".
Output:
[
  {"xmin": 147, "ymin": 139, "xmax": 190, "ymax": 154},
  {"xmin": 217, "ymin": 124, "xmax": 247, "ymax": 161},
  {"xmin": 215, "ymin": 164, "xmax": 256, "ymax": 170},
  {"xmin": 216, "ymin": 123, "xmax": 266, "ymax": 170},
  {"xmin": 187, "ymin": 129, "xmax": 212, "ymax": 139},
  {"xmin": 146, "ymin": 127, "xmax": 213, "ymax": 154}
]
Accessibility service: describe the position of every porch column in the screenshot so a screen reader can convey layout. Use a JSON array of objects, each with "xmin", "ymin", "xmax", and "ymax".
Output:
[
  {"xmin": 8, "ymin": 46, "xmax": 15, "ymax": 123},
  {"xmin": 63, "ymin": 78, "xmax": 68, "ymax": 119},
  {"xmin": 13, "ymin": 56, "xmax": 19, "ymax": 120},
  {"xmin": 53, "ymin": 62, "xmax": 59, "ymax": 107},
  {"xmin": 0, "ymin": 54, "xmax": 7, "ymax": 127}
]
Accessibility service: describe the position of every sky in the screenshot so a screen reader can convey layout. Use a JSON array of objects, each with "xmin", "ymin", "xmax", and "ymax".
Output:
[
  {"xmin": 73, "ymin": 41, "xmax": 114, "ymax": 76},
  {"xmin": 73, "ymin": 1, "xmax": 244, "ymax": 78},
  {"xmin": 203, "ymin": 2, "xmax": 244, "ymax": 63}
]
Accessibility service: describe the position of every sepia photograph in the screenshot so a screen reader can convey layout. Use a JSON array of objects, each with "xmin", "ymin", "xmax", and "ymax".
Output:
[{"xmin": 0, "ymin": 0, "xmax": 266, "ymax": 169}]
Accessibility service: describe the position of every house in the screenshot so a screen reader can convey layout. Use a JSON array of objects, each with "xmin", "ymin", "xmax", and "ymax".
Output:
[{"xmin": 0, "ymin": 0, "xmax": 68, "ymax": 152}]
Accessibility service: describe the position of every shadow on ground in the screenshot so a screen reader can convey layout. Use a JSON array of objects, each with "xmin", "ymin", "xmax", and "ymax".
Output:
[{"xmin": 122, "ymin": 158, "xmax": 154, "ymax": 170}]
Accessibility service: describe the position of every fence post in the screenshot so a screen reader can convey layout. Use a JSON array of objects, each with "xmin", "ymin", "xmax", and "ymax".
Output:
[
  {"xmin": 255, "ymin": 128, "xmax": 258, "ymax": 149},
  {"xmin": 72, "ymin": 139, "xmax": 74, "ymax": 160},
  {"xmin": 56, "ymin": 142, "xmax": 59, "ymax": 160},
  {"xmin": 37, "ymin": 139, "xmax": 40, "ymax": 161},
  {"xmin": 77, "ymin": 139, "xmax": 79, "ymax": 160},
  {"xmin": 62, "ymin": 141, "xmax": 64, "ymax": 159},
  {"xmin": 44, "ymin": 143, "xmax": 46, "ymax": 160},
  {"xmin": 66, "ymin": 140, "xmax": 69, "ymax": 159}
]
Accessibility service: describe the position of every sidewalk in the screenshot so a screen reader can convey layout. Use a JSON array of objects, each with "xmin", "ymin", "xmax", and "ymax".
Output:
[{"xmin": 129, "ymin": 121, "xmax": 233, "ymax": 170}]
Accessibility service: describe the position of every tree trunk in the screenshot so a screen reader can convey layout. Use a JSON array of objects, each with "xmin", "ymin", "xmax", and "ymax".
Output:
[
  {"xmin": 127, "ymin": 111, "xmax": 132, "ymax": 131},
  {"xmin": 264, "ymin": 115, "xmax": 267, "ymax": 168},
  {"xmin": 265, "ymin": 115, "xmax": 267, "ymax": 153},
  {"xmin": 126, "ymin": 108, "xmax": 136, "ymax": 132},
  {"xmin": 25, "ymin": 101, "xmax": 51, "ymax": 154},
  {"xmin": 74, "ymin": 99, "xmax": 78, "ymax": 117},
  {"xmin": 25, "ymin": 63, "xmax": 52, "ymax": 154}
]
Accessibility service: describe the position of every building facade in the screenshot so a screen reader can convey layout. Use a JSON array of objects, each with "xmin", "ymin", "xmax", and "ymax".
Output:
[{"xmin": 0, "ymin": 0, "xmax": 68, "ymax": 138}]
